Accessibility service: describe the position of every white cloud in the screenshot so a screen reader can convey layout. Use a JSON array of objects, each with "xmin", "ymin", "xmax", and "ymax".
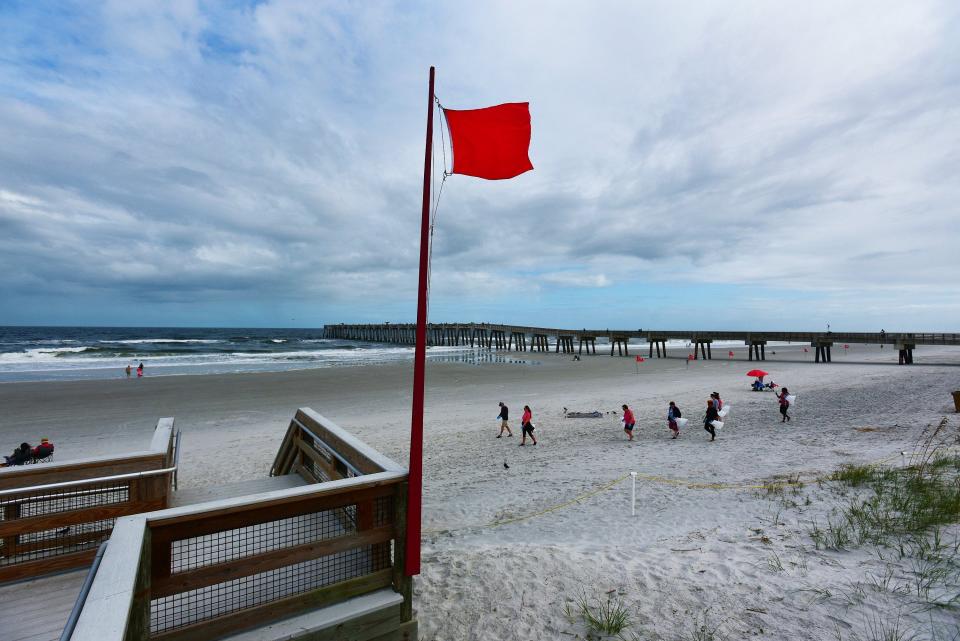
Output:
[{"xmin": 0, "ymin": 1, "xmax": 958, "ymax": 325}]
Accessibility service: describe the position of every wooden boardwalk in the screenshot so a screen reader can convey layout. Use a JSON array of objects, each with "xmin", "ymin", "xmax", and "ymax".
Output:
[
  {"xmin": 0, "ymin": 475, "xmax": 309, "ymax": 641},
  {"xmin": 0, "ymin": 569, "xmax": 86, "ymax": 641},
  {"xmin": 325, "ymin": 323, "xmax": 959, "ymax": 363}
]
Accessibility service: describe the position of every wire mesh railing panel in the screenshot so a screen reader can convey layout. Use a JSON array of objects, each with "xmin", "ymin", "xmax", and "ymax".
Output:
[
  {"xmin": 1, "ymin": 481, "xmax": 130, "ymax": 520},
  {"xmin": 152, "ymin": 495, "xmax": 397, "ymax": 635},
  {"xmin": 151, "ymin": 546, "xmax": 379, "ymax": 633},
  {"xmin": 169, "ymin": 505, "xmax": 357, "ymax": 574},
  {"xmin": 0, "ymin": 518, "xmax": 116, "ymax": 566},
  {"xmin": 0, "ymin": 480, "xmax": 130, "ymax": 566}
]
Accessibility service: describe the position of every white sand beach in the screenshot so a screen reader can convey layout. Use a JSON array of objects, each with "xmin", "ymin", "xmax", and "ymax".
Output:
[{"xmin": 1, "ymin": 343, "xmax": 958, "ymax": 640}]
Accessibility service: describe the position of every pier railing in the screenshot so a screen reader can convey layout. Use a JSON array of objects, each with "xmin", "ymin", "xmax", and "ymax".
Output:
[
  {"xmin": 324, "ymin": 323, "xmax": 959, "ymax": 363},
  {"xmin": 70, "ymin": 409, "xmax": 415, "ymax": 641},
  {"xmin": 0, "ymin": 419, "xmax": 176, "ymax": 583}
]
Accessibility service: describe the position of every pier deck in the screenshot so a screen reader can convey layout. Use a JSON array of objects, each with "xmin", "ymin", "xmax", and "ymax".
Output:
[{"xmin": 325, "ymin": 323, "xmax": 959, "ymax": 363}]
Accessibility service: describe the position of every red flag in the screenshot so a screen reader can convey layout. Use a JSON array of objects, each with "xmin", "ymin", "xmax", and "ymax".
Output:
[{"xmin": 444, "ymin": 103, "xmax": 533, "ymax": 180}]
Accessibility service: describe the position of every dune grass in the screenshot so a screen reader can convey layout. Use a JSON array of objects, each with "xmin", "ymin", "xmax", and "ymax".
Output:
[
  {"xmin": 808, "ymin": 419, "xmax": 960, "ymax": 608},
  {"xmin": 564, "ymin": 589, "xmax": 632, "ymax": 637}
]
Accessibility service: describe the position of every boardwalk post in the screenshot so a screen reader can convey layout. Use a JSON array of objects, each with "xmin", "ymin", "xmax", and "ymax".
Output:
[{"xmin": 405, "ymin": 65, "xmax": 434, "ymax": 577}]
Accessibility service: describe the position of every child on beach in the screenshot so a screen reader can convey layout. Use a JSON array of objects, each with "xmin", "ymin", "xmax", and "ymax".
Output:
[
  {"xmin": 496, "ymin": 402, "xmax": 513, "ymax": 438},
  {"xmin": 622, "ymin": 404, "xmax": 636, "ymax": 441},
  {"xmin": 776, "ymin": 387, "xmax": 791, "ymax": 422},
  {"xmin": 667, "ymin": 401, "xmax": 681, "ymax": 439},
  {"xmin": 704, "ymin": 400, "xmax": 719, "ymax": 441},
  {"xmin": 125, "ymin": 365, "xmax": 132, "ymax": 378},
  {"xmin": 519, "ymin": 405, "xmax": 537, "ymax": 446}
]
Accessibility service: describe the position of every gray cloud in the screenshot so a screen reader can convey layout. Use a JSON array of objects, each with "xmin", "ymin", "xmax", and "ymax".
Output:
[{"xmin": 0, "ymin": 1, "xmax": 958, "ymax": 326}]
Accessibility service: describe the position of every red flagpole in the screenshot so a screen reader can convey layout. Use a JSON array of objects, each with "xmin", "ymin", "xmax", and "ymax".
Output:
[{"xmin": 405, "ymin": 65, "xmax": 434, "ymax": 576}]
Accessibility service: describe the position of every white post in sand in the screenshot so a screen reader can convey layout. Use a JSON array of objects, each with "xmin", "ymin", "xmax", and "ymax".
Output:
[{"xmin": 630, "ymin": 472, "xmax": 637, "ymax": 516}]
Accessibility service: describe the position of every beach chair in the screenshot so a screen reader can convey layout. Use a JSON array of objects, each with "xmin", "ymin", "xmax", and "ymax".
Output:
[{"xmin": 29, "ymin": 442, "xmax": 55, "ymax": 464}]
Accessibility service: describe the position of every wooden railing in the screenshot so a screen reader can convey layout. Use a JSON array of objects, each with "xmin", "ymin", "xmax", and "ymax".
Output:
[
  {"xmin": 71, "ymin": 409, "xmax": 415, "ymax": 641},
  {"xmin": 0, "ymin": 419, "xmax": 176, "ymax": 583}
]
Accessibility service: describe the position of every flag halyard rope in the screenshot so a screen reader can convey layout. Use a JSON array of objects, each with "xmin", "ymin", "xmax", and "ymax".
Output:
[{"xmin": 425, "ymin": 99, "xmax": 449, "ymax": 316}]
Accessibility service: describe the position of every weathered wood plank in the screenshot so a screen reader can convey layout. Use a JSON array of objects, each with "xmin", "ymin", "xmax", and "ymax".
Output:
[
  {"xmin": 0, "ymin": 454, "xmax": 166, "ymax": 491},
  {"xmin": 0, "ymin": 569, "xmax": 87, "ymax": 641},
  {"xmin": 149, "ymin": 482, "xmax": 398, "ymax": 542},
  {"xmin": 151, "ymin": 525, "xmax": 394, "ymax": 598},
  {"xmin": 170, "ymin": 474, "xmax": 307, "ymax": 508},
  {"xmin": 152, "ymin": 569, "xmax": 395, "ymax": 641},
  {"xmin": 296, "ymin": 409, "xmax": 405, "ymax": 474},
  {"xmin": 0, "ymin": 547, "xmax": 98, "ymax": 584},
  {"xmin": 1, "ymin": 526, "xmax": 111, "ymax": 556},
  {"xmin": 222, "ymin": 589, "xmax": 404, "ymax": 641},
  {"xmin": 70, "ymin": 517, "xmax": 148, "ymax": 641},
  {"xmin": 295, "ymin": 436, "xmax": 341, "ymax": 481},
  {"xmin": 368, "ymin": 619, "xmax": 418, "ymax": 641},
  {"xmin": 0, "ymin": 500, "xmax": 165, "ymax": 538}
]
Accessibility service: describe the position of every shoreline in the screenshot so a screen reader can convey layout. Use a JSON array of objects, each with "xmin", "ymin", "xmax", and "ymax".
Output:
[{"xmin": 2, "ymin": 340, "xmax": 958, "ymax": 386}]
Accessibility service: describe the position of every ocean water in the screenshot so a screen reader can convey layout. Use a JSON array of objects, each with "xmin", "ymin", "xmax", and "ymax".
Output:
[
  {"xmin": 0, "ymin": 326, "xmax": 494, "ymax": 383},
  {"xmin": 0, "ymin": 327, "xmax": 802, "ymax": 383}
]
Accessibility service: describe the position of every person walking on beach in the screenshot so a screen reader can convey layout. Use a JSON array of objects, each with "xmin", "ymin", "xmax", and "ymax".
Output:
[
  {"xmin": 622, "ymin": 404, "xmax": 636, "ymax": 441},
  {"xmin": 496, "ymin": 402, "xmax": 513, "ymax": 438},
  {"xmin": 704, "ymin": 399, "xmax": 719, "ymax": 441},
  {"xmin": 519, "ymin": 405, "xmax": 537, "ymax": 446},
  {"xmin": 667, "ymin": 401, "xmax": 681, "ymax": 439},
  {"xmin": 137, "ymin": 362, "xmax": 144, "ymax": 378},
  {"xmin": 125, "ymin": 364, "xmax": 132, "ymax": 378},
  {"xmin": 776, "ymin": 387, "xmax": 792, "ymax": 422},
  {"xmin": 710, "ymin": 392, "xmax": 723, "ymax": 411}
]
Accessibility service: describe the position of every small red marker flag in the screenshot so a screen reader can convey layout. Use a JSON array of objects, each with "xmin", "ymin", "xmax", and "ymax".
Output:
[
  {"xmin": 636, "ymin": 356, "xmax": 644, "ymax": 362},
  {"xmin": 444, "ymin": 103, "xmax": 533, "ymax": 180},
  {"xmin": 687, "ymin": 354, "xmax": 695, "ymax": 361},
  {"xmin": 728, "ymin": 351, "xmax": 734, "ymax": 358}
]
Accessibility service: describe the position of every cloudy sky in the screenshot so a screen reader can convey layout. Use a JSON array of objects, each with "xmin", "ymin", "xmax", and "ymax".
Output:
[{"xmin": 1, "ymin": 1, "xmax": 958, "ymax": 330}]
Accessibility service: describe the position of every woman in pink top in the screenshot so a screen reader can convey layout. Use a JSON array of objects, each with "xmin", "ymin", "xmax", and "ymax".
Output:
[
  {"xmin": 622, "ymin": 404, "xmax": 636, "ymax": 441},
  {"xmin": 519, "ymin": 405, "xmax": 537, "ymax": 446}
]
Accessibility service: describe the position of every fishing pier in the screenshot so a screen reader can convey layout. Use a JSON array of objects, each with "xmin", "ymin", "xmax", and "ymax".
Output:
[{"xmin": 324, "ymin": 324, "xmax": 960, "ymax": 364}]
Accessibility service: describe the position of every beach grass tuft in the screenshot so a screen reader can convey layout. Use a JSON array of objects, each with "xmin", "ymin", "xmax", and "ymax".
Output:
[
  {"xmin": 569, "ymin": 589, "xmax": 632, "ymax": 637},
  {"xmin": 808, "ymin": 421, "xmax": 960, "ymax": 607},
  {"xmin": 686, "ymin": 610, "xmax": 724, "ymax": 641}
]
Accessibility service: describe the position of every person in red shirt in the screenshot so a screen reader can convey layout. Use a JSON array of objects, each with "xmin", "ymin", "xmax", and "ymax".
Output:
[
  {"xmin": 776, "ymin": 388, "xmax": 791, "ymax": 422},
  {"xmin": 32, "ymin": 437, "xmax": 54, "ymax": 459},
  {"xmin": 519, "ymin": 405, "xmax": 537, "ymax": 446},
  {"xmin": 622, "ymin": 404, "xmax": 636, "ymax": 441}
]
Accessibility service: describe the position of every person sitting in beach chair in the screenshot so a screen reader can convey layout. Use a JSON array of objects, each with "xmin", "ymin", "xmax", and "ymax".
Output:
[
  {"xmin": 3, "ymin": 442, "xmax": 33, "ymax": 467},
  {"xmin": 31, "ymin": 438, "xmax": 54, "ymax": 462}
]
